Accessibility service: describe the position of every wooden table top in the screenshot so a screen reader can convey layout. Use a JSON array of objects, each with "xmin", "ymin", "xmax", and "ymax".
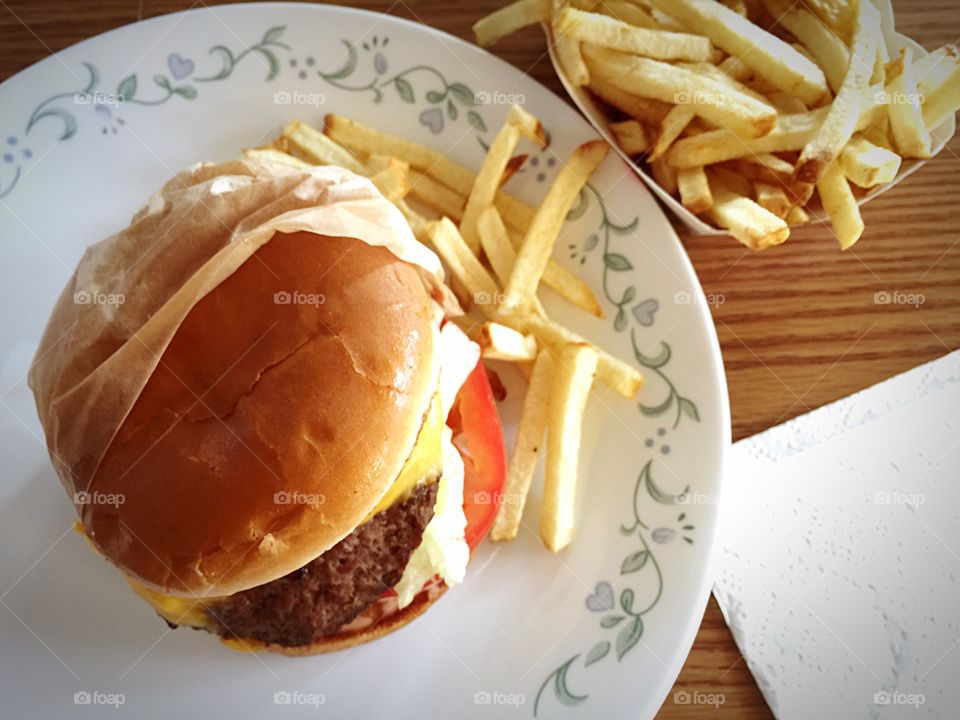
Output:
[{"xmin": 2, "ymin": 1, "xmax": 958, "ymax": 717}]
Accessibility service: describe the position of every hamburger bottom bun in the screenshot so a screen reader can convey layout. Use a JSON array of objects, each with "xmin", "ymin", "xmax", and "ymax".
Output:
[
  {"xmin": 223, "ymin": 582, "xmax": 448, "ymax": 656},
  {"xmin": 86, "ymin": 231, "xmax": 439, "ymax": 597}
]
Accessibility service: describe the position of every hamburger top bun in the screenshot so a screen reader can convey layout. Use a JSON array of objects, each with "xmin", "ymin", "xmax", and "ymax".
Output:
[{"xmin": 84, "ymin": 231, "xmax": 438, "ymax": 597}]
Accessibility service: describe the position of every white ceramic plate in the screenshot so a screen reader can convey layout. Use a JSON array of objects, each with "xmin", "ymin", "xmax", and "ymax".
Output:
[{"xmin": 0, "ymin": 4, "xmax": 729, "ymax": 718}]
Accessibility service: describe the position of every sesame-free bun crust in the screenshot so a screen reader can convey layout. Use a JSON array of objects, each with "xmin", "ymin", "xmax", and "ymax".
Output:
[{"xmin": 85, "ymin": 232, "xmax": 437, "ymax": 597}]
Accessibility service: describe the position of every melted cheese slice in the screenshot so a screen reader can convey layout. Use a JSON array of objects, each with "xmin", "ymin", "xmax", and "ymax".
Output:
[{"xmin": 363, "ymin": 391, "xmax": 442, "ymax": 521}]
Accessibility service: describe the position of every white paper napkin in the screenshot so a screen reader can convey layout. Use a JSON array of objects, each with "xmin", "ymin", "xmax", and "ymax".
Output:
[{"xmin": 714, "ymin": 351, "xmax": 960, "ymax": 719}]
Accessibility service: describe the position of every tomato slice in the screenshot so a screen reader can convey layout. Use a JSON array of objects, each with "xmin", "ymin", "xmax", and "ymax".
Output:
[{"xmin": 451, "ymin": 360, "xmax": 507, "ymax": 551}]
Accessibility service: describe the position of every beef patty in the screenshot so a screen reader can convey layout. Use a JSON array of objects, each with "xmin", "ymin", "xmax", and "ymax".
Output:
[{"xmin": 204, "ymin": 481, "xmax": 438, "ymax": 647}]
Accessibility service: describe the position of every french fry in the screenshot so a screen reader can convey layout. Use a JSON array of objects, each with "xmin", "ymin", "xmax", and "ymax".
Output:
[
  {"xmin": 327, "ymin": 113, "xmax": 475, "ymax": 191},
  {"xmin": 670, "ymin": 95, "xmax": 886, "ymax": 169},
  {"xmin": 556, "ymin": 8, "xmax": 713, "ymax": 62},
  {"xmin": 725, "ymin": 154, "xmax": 795, "ymax": 187},
  {"xmin": 922, "ymin": 54, "xmax": 960, "ymax": 131},
  {"xmin": 791, "ymin": 42, "xmax": 817, "ymax": 66},
  {"xmin": 269, "ymin": 135, "xmax": 293, "ymax": 154},
  {"xmin": 677, "ymin": 60, "xmax": 772, "ymax": 106},
  {"xmin": 884, "ymin": 49, "xmax": 905, "ymax": 85},
  {"xmin": 872, "ymin": 29, "xmax": 889, "ymax": 86},
  {"xmin": 860, "ymin": 81, "xmax": 890, "ymax": 128},
  {"xmin": 763, "ymin": 0, "xmax": 850, "ymax": 93},
  {"xmin": 242, "ymin": 147, "xmax": 311, "ymax": 169},
  {"xmin": 794, "ymin": 0, "xmax": 881, "ymax": 184},
  {"xmin": 650, "ymin": 156, "xmax": 679, "ymax": 194},
  {"xmin": 367, "ymin": 156, "xmax": 411, "ymax": 202},
  {"xmin": 584, "ymin": 45, "xmax": 777, "ymax": 138},
  {"xmin": 370, "ymin": 170, "xmax": 409, "ymax": 203},
  {"xmin": 840, "ymin": 137, "xmax": 902, "ymax": 188},
  {"xmin": 669, "ymin": 107, "xmax": 828, "ymax": 167},
  {"xmin": 587, "ymin": 76, "xmax": 673, "ymax": 125},
  {"xmin": 501, "ymin": 140, "xmax": 609, "ymax": 315},
  {"xmin": 572, "ymin": 0, "xmax": 665, "ymax": 31},
  {"xmin": 678, "ymin": 166, "xmax": 713, "ymax": 213},
  {"xmin": 803, "ymin": 0, "xmax": 856, "ymax": 43},
  {"xmin": 363, "ymin": 153, "xmax": 396, "ymax": 173},
  {"xmin": 710, "ymin": 187, "xmax": 790, "ymax": 250},
  {"xmin": 460, "ymin": 105, "xmax": 546, "ymax": 253},
  {"xmin": 504, "ymin": 104, "xmax": 547, "ymax": 146},
  {"xmin": 490, "ymin": 348, "xmax": 555, "ymax": 541},
  {"xmin": 709, "ymin": 165, "xmax": 752, "ymax": 198},
  {"xmin": 720, "ymin": 0, "xmax": 747, "ymax": 17},
  {"xmin": 478, "ymin": 206, "xmax": 519, "ymax": 287},
  {"xmin": 282, "ymin": 119, "xmax": 365, "ymax": 174},
  {"xmin": 408, "ymin": 168, "xmax": 466, "ymax": 220},
  {"xmin": 766, "ymin": 90, "xmax": 808, "ymax": 115},
  {"xmin": 754, "ymin": 181, "xmax": 791, "ymax": 218},
  {"xmin": 326, "ymin": 114, "xmax": 540, "ymax": 231},
  {"xmin": 498, "ymin": 223, "xmax": 601, "ymax": 317},
  {"xmin": 541, "ymin": 342, "xmax": 598, "ymax": 552},
  {"xmin": 648, "ymin": 104, "xmax": 696, "ymax": 162},
  {"xmin": 817, "ymin": 161, "xmax": 864, "ymax": 250},
  {"xmin": 428, "ymin": 218, "xmax": 502, "ymax": 316},
  {"xmin": 495, "ymin": 192, "xmax": 538, "ymax": 234},
  {"xmin": 513, "ymin": 229, "xmax": 603, "ymax": 316},
  {"xmin": 886, "ymin": 47, "xmax": 932, "ymax": 158},
  {"xmin": 519, "ymin": 314, "xmax": 643, "ymax": 398},
  {"xmin": 552, "ymin": 0, "xmax": 591, "ymax": 86},
  {"xmin": 478, "ymin": 207, "xmax": 548, "ymax": 317},
  {"xmin": 501, "ymin": 154, "xmax": 528, "ymax": 189},
  {"xmin": 479, "ymin": 321, "xmax": 539, "ymax": 361},
  {"xmin": 474, "ymin": 0, "xmax": 550, "ymax": 46},
  {"xmin": 646, "ymin": 0, "xmax": 829, "ymax": 106},
  {"xmin": 915, "ymin": 44, "xmax": 959, "ymax": 98},
  {"xmin": 861, "ymin": 114, "xmax": 893, "ymax": 148},
  {"xmin": 915, "ymin": 43, "xmax": 960, "ymax": 130},
  {"xmin": 609, "ymin": 119, "xmax": 651, "ymax": 155},
  {"xmin": 749, "ymin": 153, "xmax": 796, "ymax": 176},
  {"xmin": 717, "ymin": 54, "xmax": 753, "ymax": 83},
  {"xmin": 786, "ymin": 204, "xmax": 810, "ymax": 225}
]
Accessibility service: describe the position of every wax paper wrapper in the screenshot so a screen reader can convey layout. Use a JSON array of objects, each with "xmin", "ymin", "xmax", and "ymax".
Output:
[{"xmin": 28, "ymin": 159, "xmax": 451, "ymax": 508}]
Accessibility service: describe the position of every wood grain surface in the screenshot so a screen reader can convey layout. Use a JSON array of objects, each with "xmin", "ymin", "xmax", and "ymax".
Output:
[{"xmin": 2, "ymin": 1, "xmax": 958, "ymax": 717}]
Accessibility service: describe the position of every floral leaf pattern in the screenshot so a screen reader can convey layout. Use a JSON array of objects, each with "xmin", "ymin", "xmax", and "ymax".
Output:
[
  {"xmin": 585, "ymin": 641, "xmax": 610, "ymax": 666},
  {"xmin": 535, "ymin": 655, "xmax": 588, "ymax": 716},
  {"xmin": 393, "ymin": 76, "xmax": 415, "ymax": 103},
  {"xmin": 313, "ymin": 37, "xmax": 484, "ymax": 140},
  {"xmin": 3, "ymin": 26, "xmax": 292, "ymax": 198},
  {"xmin": 616, "ymin": 617, "xmax": 644, "ymax": 660},
  {"xmin": 620, "ymin": 550, "xmax": 649, "ymax": 574}
]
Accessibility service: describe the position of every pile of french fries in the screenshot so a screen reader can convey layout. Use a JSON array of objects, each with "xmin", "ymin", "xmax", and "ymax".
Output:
[
  {"xmin": 247, "ymin": 108, "xmax": 642, "ymax": 553},
  {"xmin": 474, "ymin": 0, "xmax": 960, "ymax": 250}
]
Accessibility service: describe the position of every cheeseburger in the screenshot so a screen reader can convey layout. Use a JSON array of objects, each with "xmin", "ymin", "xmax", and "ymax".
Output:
[{"xmin": 29, "ymin": 160, "xmax": 507, "ymax": 654}]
